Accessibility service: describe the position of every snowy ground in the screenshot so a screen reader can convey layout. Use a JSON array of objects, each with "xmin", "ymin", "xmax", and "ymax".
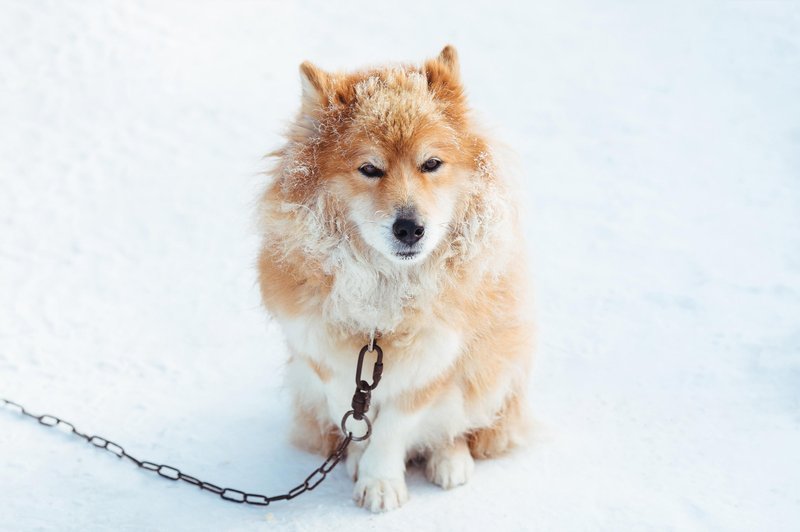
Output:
[{"xmin": 1, "ymin": 1, "xmax": 799, "ymax": 530}]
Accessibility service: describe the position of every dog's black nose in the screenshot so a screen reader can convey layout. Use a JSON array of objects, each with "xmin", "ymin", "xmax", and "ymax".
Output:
[{"xmin": 392, "ymin": 218, "xmax": 425, "ymax": 245}]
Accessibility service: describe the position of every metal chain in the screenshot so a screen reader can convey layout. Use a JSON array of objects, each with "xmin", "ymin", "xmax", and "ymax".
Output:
[{"xmin": 0, "ymin": 341, "xmax": 383, "ymax": 507}]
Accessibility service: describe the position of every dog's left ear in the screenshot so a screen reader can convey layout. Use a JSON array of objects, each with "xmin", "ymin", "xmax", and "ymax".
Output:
[
  {"xmin": 299, "ymin": 61, "xmax": 330, "ymax": 113},
  {"xmin": 299, "ymin": 61, "xmax": 355, "ymax": 114},
  {"xmin": 425, "ymin": 45, "xmax": 461, "ymax": 90}
]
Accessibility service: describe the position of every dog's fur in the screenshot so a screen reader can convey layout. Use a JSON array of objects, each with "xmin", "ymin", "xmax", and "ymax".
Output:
[{"xmin": 257, "ymin": 46, "xmax": 533, "ymax": 512}]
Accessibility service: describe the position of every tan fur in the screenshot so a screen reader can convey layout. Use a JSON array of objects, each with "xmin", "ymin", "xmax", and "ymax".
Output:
[
  {"xmin": 397, "ymin": 364, "xmax": 457, "ymax": 413},
  {"xmin": 468, "ymin": 393, "xmax": 531, "ymax": 458},
  {"xmin": 290, "ymin": 400, "xmax": 341, "ymax": 455},
  {"xmin": 258, "ymin": 46, "xmax": 533, "ymax": 509},
  {"xmin": 306, "ymin": 357, "xmax": 332, "ymax": 382}
]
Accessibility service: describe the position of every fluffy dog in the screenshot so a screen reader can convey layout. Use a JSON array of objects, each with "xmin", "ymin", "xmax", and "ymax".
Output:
[{"xmin": 258, "ymin": 46, "xmax": 533, "ymax": 512}]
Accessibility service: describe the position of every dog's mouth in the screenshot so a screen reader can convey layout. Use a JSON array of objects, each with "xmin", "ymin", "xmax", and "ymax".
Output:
[{"xmin": 395, "ymin": 250, "xmax": 420, "ymax": 260}]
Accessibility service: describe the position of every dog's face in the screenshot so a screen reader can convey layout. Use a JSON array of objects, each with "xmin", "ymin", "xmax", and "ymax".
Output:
[
  {"xmin": 338, "ymin": 121, "xmax": 463, "ymax": 265},
  {"xmin": 289, "ymin": 47, "xmax": 484, "ymax": 265}
]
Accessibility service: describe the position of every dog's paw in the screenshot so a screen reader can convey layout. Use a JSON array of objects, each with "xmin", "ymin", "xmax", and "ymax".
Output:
[
  {"xmin": 353, "ymin": 476, "xmax": 408, "ymax": 512},
  {"xmin": 425, "ymin": 444, "xmax": 474, "ymax": 489}
]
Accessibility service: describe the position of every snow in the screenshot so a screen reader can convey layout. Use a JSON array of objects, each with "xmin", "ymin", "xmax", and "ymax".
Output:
[{"xmin": 1, "ymin": 1, "xmax": 799, "ymax": 530}]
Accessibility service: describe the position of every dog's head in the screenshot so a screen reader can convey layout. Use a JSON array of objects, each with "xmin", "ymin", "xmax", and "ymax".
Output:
[{"xmin": 283, "ymin": 46, "xmax": 487, "ymax": 265}]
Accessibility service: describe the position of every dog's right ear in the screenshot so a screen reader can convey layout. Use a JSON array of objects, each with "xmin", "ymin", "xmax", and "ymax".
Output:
[
  {"xmin": 299, "ymin": 61, "xmax": 330, "ymax": 113},
  {"xmin": 424, "ymin": 45, "xmax": 466, "ymax": 112},
  {"xmin": 425, "ymin": 45, "xmax": 461, "ymax": 89}
]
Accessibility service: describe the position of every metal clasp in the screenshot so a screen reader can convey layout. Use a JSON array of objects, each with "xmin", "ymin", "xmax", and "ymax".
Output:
[
  {"xmin": 340, "ymin": 340, "xmax": 384, "ymax": 442},
  {"xmin": 355, "ymin": 342, "xmax": 383, "ymax": 392}
]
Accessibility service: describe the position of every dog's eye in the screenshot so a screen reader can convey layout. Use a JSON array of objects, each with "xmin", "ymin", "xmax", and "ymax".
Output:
[
  {"xmin": 358, "ymin": 163, "xmax": 385, "ymax": 178},
  {"xmin": 421, "ymin": 158, "xmax": 442, "ymax": 173}
]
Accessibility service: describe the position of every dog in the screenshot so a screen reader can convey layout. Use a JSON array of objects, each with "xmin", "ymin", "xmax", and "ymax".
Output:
[{"xmin": 257, "ymin": 46, "xmax": 533, "ymax": 512}]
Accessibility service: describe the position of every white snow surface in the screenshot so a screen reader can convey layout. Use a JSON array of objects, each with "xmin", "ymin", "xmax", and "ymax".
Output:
[{"xmin": 1, "ymin": 1, "xmax": 799, "ymax": 530}]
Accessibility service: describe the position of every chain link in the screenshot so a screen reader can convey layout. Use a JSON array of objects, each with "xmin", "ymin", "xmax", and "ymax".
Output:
[
  {"xmin": 0, "ymin": 397, "xmax": 353, "ymax": 506},
  {"xmin": 0, "ymin": 341, "xmax": 383, "ymax": 506}
]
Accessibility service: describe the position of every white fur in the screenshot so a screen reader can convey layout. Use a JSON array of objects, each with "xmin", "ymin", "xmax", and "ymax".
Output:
[
  {"xmin": 425, "ymin": 438, "xmax": 474, "ymax": 489},
  {"xmin": 280, "ymin": 310, "xmax": 477, "ymax": 511},
  {"xmin": 282, "ymin": 314, "xmax": 464, "ymax": 424}
]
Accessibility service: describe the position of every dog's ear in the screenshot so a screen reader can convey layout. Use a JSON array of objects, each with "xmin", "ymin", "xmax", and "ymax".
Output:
[
  {"xmin": 436, "ymin": 45, "xmax": 460, "ymax": 78},
  {"xmin": 425, "ymin": 45, "xmax": 461, "ymax": 91},
  {"xmin": 299, "ymin": 61, "xmax": 330, "ymax": 112},
  {"xmin": 300, "ymin": 61, "xmax": 355, "ymax": 114}
]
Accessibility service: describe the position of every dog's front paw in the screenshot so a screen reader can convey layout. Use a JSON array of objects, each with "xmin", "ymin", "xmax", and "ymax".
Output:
[
  {"xmin": 353, "ymin": 476, "xmax": 408, "ymax": 512},
  {"xmin": 426, "ymin": 442, "xmax": 474, "ymax": 489}
]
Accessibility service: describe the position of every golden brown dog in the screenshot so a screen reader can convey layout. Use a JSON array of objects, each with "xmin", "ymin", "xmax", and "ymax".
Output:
[{"xmin": 258, "ymin": 46, "xmax": 533, "ymax": 512}]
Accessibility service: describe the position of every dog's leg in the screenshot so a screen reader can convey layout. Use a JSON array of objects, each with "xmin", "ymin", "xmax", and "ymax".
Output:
[
  {"xmin": 352, "ymin": 404, "xmax": 414, "ymax": 512},
  {"xmin": 290, "ymin": 400, "xmax": 341, "ymax": 456},
  {"xmin": 345, "ymin": 441, "xmax": 364, "ymax": 481},
  {"xmin": 468, "ymin": 392, "xmax": 530, "ymax": 458},
  {"xmin": 425, "ymin": 437, "xmax": 474, "ymax": 489}
]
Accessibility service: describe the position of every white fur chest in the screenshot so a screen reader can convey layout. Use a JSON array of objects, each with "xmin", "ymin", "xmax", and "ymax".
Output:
[
  {"xmin": 280, "ymin": 310, "xmax": 464, "ymax": 428},
  {"xmin": 320, "ymin": 250, "xmax": 438, "ymax": 336},
  {"xmin": 278, "ymin": 241, "xmax": 467, "ymax": 438}
]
